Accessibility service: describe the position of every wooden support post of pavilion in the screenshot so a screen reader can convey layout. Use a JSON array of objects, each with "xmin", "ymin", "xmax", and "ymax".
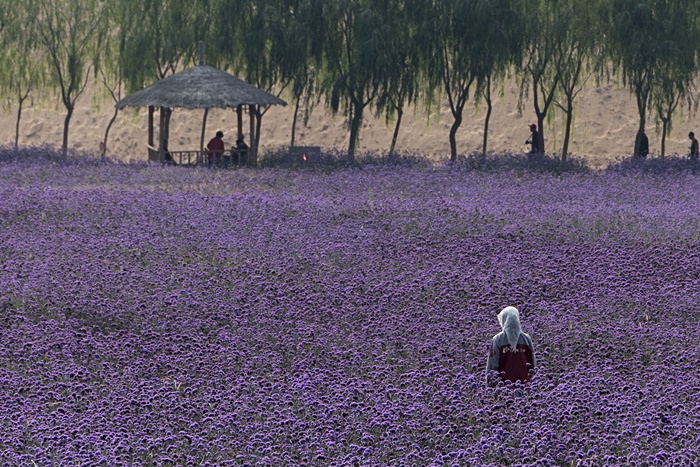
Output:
[
  {"xmin": 148, "ymin": 106, "xmax": 154, "ymax": 147},
  {"xmin": 237, "ymin": 105, "xmax": 243, "ymax": 139},
  {"xmin": 158, "ymin": 107, "xmax": 165, "ymax": 163},
  {"xmin": 249, "ymin": 104, "xmax": 257, "ymax": 166}
]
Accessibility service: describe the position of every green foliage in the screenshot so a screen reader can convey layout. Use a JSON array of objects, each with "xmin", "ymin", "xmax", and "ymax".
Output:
[
  {"xmin": 518, "ymin": 0, "xmax": 575, "ymax": 155},
  {"xmin": 28, "ymin": 0, "xmax": 109, "ymax": 154},
  {"xmin": 649, "ymin": 0, "xmax": 700, "ymax": 156},
  {"xmin": 373, "ymin": 0, "xmax": 421, "ymax": 146},
  {"xmin": 278, "ymin": 0, "xmax": 319, "ymax": 146},
  {"xmin": 553, "ymin": 0, "xmax": 606, "ymax": 158},
  {"xmin": 0, "ymin": 0, "xmax": 47, "ymax": 147},
  {"xmin": 118, "ymin": 0, "xmax": 213, "ymax": 91},
  {"xmin": 0, "ymin": 0, "xmax": 698, "ymax": 161},
  {"xmin": 608, "ymin": 0, "xmax": 700, "ymax": 156},
  {"xmin": 207, "ymin": 0, "xmax": 247, "ymax": 70},
  {"xmin": 310, "ymin": 0, "xmax": 387, "ymax": 157},
  {"xmin": 416, "ymin": 0, "xmax": 486, "ymax": 161},
  {"xmin": 470, "ymin": 0, "xmax": 522, "ymax": 155}
]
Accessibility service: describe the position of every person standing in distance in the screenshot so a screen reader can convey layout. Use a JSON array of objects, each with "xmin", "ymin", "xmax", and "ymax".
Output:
[
  {"xmin": 486, "ymin": 306, "xmax": 536, "ymax": 386},
  {"xmin": 235, "ymin": 135, "xmax": 249, "ymax": 166},
  {"xmin": 689, "ymin": 132, "xmax": 699, "ymax": 161},
  {"xmin": 526, "ymin": 123, "xmax": 540, "ymax": 155}
]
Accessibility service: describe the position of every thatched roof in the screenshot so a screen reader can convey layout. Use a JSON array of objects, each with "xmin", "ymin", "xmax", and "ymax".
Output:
[{"xmin": 116, "ymin": 65, "xmax": 288, "ymax": 110}]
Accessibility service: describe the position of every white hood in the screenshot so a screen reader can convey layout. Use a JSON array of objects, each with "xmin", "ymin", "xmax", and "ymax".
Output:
[{"xmin": 498, "ymin": 306, "xmax": 522, "ymax": 352}]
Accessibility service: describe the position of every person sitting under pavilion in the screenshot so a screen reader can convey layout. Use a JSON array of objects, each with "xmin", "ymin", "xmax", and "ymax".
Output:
[
  {"xmin": 206, "ymin": 131, "xmax": 225, "ymax": 166},
  {"xmin": 235, "ymin": 135, "xmax": 249, "ymax": 166}
]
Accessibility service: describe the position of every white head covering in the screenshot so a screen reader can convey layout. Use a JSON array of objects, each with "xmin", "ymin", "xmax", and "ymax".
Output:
[{"xmin": 497, "ymin": 306, "xmax": 522, "ymax": 352}]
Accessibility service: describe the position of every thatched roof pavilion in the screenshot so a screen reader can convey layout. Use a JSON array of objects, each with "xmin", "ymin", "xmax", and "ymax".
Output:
[{"xmin": 116, "ymin": 63, "xmax": 287, "ymax": 165}]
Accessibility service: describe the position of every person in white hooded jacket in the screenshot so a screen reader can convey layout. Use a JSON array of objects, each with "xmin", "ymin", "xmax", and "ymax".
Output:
[{"xmin": 486, "ymin": 306, "xmax": 536, "ymax": 386}]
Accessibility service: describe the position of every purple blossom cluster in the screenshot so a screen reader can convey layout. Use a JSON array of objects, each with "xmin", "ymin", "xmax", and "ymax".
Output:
[{"xmin": 2, "ymin": 158, "xmax": 700, "ymax": 466}]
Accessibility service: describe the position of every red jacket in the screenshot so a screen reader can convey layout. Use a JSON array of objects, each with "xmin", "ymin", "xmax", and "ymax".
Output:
[
  {"xmin": 207, "ymin": 137, "xmax": 225, "ymax": 161},
  {"xmin": 487, "ymin": 332, "xmax": 535, "ymax": 384}
]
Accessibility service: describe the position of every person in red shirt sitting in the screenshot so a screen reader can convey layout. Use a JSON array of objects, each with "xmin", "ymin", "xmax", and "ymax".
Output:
[
  {"xmin": 206, "ymin": 131, "xmax": 225, "ymax": 166},
  {"xmin": 486, "ymin": 306, "xmax": 536, "ymax": 386}
]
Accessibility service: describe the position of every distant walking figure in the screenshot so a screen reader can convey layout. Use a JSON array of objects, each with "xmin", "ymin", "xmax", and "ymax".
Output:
[
  {"xmin": 637, "ymin": 130, "xmax": 649, "ymax": 158},
  {"xmin": 525, "ymin": 123, "xmax": 540, "ymax": 155},
  {"xmin": 207, "ymin": 131, "xmax": 225, "ymax": 166},
  {"xmin": 487, "ymin": 306, "xmax": 536, "ymax": 386},
  {"xmin": 689, "ymin": 132, "xmax": 699, "ymax": 161}
]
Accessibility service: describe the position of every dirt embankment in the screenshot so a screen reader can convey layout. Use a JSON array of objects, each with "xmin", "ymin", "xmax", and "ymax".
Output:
[{"xmin": 1, "ymin": 77, "xmax": 696, "ymax": 168}]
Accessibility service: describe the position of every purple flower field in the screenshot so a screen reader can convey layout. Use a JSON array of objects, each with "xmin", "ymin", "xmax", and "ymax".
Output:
[{"xmin": 2, "ymin": 157, "xmax": 700, "ymax": 466}]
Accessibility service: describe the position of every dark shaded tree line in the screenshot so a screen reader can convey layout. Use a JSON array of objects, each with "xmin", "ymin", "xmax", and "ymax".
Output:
[{"xmin": 0, "ymin": 0, "xmax": 699, "ymax": 158}]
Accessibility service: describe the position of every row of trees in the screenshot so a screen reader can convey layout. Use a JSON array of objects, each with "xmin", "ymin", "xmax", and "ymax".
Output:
[{"xmin": 1, "ymin": 0, "xmax": 699, "ymax": 159}]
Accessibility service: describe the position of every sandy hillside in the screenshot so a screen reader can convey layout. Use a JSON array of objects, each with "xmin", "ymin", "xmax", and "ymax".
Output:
[{"xmin": 0, "ymin": 76, "xmax": 697, "ymax": 168}]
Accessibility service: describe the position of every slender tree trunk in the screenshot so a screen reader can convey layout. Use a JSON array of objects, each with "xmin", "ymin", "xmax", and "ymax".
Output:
[
  {"xmin": 530, "ymin": 68, "xmax": 562, "ymax": 156},
  {"xmin": 531, "ymin": 79, "xmax": 540, "ymax": 148},
  {"xmin": 102, "ymin": 107, "xmax": 119, "ymax": 157},
  {"xmin": 99, "ymin": 76, "xmax": 122, "ymax": 159},
  {"xmin": 389, "ymin": 107, "xmax": 403, "ymax": 155},
  {"xmin": 634, "ymin": 115, "xmax": 646, "ymax": 157},
  {"xmin": 449, "ymin": 111, "xmax": 463, "ymax": 163},
  {"xmin": 657, "ymin": 98, "xmax": 680, "ymax": 159},
  {"xmin": 482, "ymin": 79, "xmax": 492, "ymax": 156},
  {"xmin": 290, "ymin": 97, "xmax": 300, "ymax": 147},
  {"xmin": 254, "ymin": 106, "xmax": 263, "ymax": 155},
  {"xmin": 634, "ymin": 91, "xmax": 647, "ymax": 156},
  {"xmin": 561, "ymin": 99, "xmax": 573, "ymax": 161},
  {"xmin": 15, "ymin": 102, "xmax": 22, "ymax": 150},
  {"xmin": 537, "ymin": 114, "xmax": 546, "ymax": 155},
  {"xmin": 15, "ymin": 95, "xmax": 28, "ymax": 150},
  {"xmin": 532, "ymin": 84, "xmax": 545, "ymax": 155},
  {"xmin": 348, "ymin": 100, "xmax": 364, "ymax": 161},
  {"xmin": 15, "ymin": 83, "xmax": 32, "ymax": 149},
  {"xmin": 200, "ymin": 108, "xmax": 209, "ymax": 159},
  {"xmin": 661, "ymin": 118, "xmax": 668, "ymax": 158},
  {"xmin": 62, "ymin": 105, "xmax": 74, "ymax": 156}
]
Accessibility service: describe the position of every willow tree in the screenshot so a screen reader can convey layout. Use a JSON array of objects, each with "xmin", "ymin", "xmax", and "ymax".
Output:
[
  {"xmin": 418, "ymin": 0, "xmax": 482, "ymax": 162},
  {"xmin": 118, "ymin": 0, "xmax": 213, "ymax": 91},
  {"xmin": 30, "ymin": 0, "xmax": 108, "ymax": 155},
  {"xmin": 607, "ymin": 0, "xmax": 699, "ymax": 157},
  {"xmin": 470, "ymin": 0, "xmax": 521, "ymax": 156},
  {"xmin": 97, "ymin": 2, "xmax": 126, "ymax": 156},
  {"xmin": 231, "ymin": 0, "xmax": 310, "ymax": 152},
  {"xmin": 519, "ymin": 0, "xmax": 574, "ymax": 156},
  {"xmin": 0, "ymin": 0, "xmax": 44, "ymax": 148},
  {"xmin": 280, "ymin": 0, "xmax": 318, "ymax": 148},
  {"xmin": 287, "ymin": 62, "xmax": 318, "ymax": 148},
  {"xmin": 310, "ymin": 0, "xmax": 384, "ymax": 159},
  {"xmin": 608, "ymin": 0, "xmax": 656, "ymax": 156},
  {"xmin": 374, "ymin": 0, "xmax": 421, "ymax": 155},
  {"xmin": 206, "ymin": 0, "xmax": 246, "ymax": 69},
  {"xmin": 117, "ymin": 0, "xmax": 213, "ymax": 157},
  {"xmin": 653, "ymin": 78, "xmax": 691, "ymax": 158},
  {"xmin": 650, "ymin": 0, "xmax": 700, "ymax": 157},
  {"xmin": 553, "ymin": 0, "xmax": 604, "ymax": 159}
]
